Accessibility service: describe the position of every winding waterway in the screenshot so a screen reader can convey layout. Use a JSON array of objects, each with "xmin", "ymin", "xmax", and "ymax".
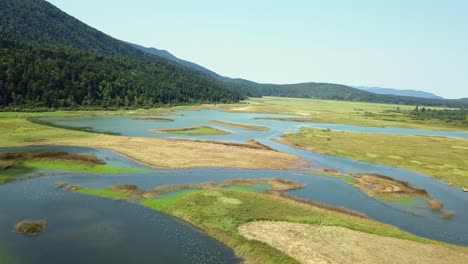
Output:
[{"xmin": 2, "ymin": 109, "xmax": 468, "ymax": 263}]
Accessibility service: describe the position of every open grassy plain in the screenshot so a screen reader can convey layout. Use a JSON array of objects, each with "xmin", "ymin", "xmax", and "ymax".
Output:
[
  {"xmin": 226, "ymin": 97, "xmax": 468, "ymax": 131},
  {"xmin": 281, "ymin": 128, "xmax": 468, "ymax": 188}
]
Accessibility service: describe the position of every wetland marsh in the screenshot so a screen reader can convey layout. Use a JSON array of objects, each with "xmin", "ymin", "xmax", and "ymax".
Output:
[{"xmin": 1, "ymin": 98, "xmax": 468, "ymax": 263}]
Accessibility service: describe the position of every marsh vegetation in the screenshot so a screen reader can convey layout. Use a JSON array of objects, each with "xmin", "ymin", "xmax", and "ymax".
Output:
[
  {"xmin": 14, "ymin": 220, "xmax": 46, "ymax": 236},
  {"xmin": 150, "ymin": 126, "xmax": 231, "ymax": 136},
  {"xmin": 281, "ymin": 127, "xmax": 468, "ymax": 188},
  {"xmin": 207, "ymin": 120, "xmax": 270, "ymax": 131},
  {"xmin": 60, "ymin": 180, "xmax": 468, "ymax": 263}
]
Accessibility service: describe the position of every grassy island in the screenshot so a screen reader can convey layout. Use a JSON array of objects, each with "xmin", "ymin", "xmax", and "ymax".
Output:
[
  {"xmin": 150, "ymin": 126, "xmax": 231, "ymax": 136},
  {"xmin": 207, "ymin": 120, "xmax": 270, "ymax": 131}
]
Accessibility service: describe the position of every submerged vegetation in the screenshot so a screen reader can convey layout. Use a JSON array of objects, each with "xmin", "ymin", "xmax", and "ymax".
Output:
[
  {"xmin": 150, "ymin": 126, "xmax": 231, "ymax": 136},
  {"xmin": 281, "ymin": 127, "xmax": 468, "ymax": 188},
  {"xmin": 61, "ymin": 180, "xmax": 467, "ymax": 263},
  {"xmin": 0, "ymin": 151, "xmax": 148, "ymax": 185}
]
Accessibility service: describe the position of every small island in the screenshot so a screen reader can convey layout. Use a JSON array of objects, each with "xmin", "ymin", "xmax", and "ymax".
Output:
[
  {"xmin": 150, "ymin": 126, "xmax": 231, "ymax": 136},
  {"xmin": 207, "ymin": 120, "xmax": 270, "ymax": 131},
  {"xmin": 132, "ymin": 117, "xmax": 174, "ymax": 122}
]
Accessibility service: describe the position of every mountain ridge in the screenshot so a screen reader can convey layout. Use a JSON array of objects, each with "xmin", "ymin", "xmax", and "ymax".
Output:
[{"xmin": 355, "ymin": 86, "xmax": 443, "ymax": 99}]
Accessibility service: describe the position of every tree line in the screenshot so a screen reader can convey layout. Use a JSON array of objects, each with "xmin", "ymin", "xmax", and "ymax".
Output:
[{"xmin": 410, "ymin": 106, "xmax": 468, "ymax": 125}]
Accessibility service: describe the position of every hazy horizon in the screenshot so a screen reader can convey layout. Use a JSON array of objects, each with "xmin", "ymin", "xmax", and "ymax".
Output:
[{"xmin": 48, "ymin": 0, "xmax": 468, "ymax": 99}]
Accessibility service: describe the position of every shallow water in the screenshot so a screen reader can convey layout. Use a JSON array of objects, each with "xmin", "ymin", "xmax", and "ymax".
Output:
[{"xmin": 2, "ymin": 109, "xmax": 468, "ymax": 263}]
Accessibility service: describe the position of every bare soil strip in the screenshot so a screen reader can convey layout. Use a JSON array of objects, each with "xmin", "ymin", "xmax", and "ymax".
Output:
[{"xmin": 239, "ymin": 221, "xmax": 468, "ymax": 264}]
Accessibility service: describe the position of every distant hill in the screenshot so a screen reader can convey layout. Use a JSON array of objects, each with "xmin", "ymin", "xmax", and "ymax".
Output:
[
  {"xmin": 132, "ymin": 44, "xmax": 468, "ymax": 107},
  {"xmin": 0, "ymin": 0, "xmax": 245, "ymax": 108},
  {"xmin": 0, "ymin": 0, "xmax": 466, "ymax": 109},
  {"xmin": 356, "ymin": 87, "xmax": 443, "ymax": 99},
  {"xmin": 128, "ymin": 43, "xmax": 223, "ymax": 80}
]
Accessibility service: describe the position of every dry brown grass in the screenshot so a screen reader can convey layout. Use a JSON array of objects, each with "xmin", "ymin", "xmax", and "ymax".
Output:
[
  {"xmin": 108, "ymin": 185, "xmax": 143, "ymax": 196},
  {"xmin": 14, "ymin": 220, "xmax": 46, "ymax": 236},
  {"xmin": 54, "ymin": 182, "xmax": 81, "ymax": 191},
  {"xmin": 349, "ymin": 173, "xmax": 429, "ymax": 197},
  {"xmin": 239, "ymin": 221, "xmax": 468, "ymax": 264},
  {"xmin": 44, "ymin": 134, "xmax": 303, "ymax": 170},
  {"xmin": 276, "ymin": 192, "xmax": 368, "ymax": 219},
  {"xmin": 428, "ymin": 199, "xmax": 444, "ymax": 211},
  {"xmin": 441, "ymin": 210, "xmax": 455, "ymax": 219}
]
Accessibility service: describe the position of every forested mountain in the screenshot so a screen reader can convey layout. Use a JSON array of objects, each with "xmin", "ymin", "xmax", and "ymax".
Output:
[
  {"xmin": 0, "ymin": 0, "xmax": 146, "ymax": 58},
  {"xmin": 131, "ymin": 44, "xmax": 468, "ymax": 107},
  {"xmin": 0, "ymin": 0, "xmax": 466, "ymax": 109},
  {"xmin": 0, "ymin": 40, "xmax": 243, "ymax": 108},
  {"xmin": 355, "ymin": 86, "xmax": 443, "ymax": 99},
  {"xmin": 0, "ymin": 0, "xmax": 245, "ymax": 108},
  {"xmin": 222, "ymin": 81, "xmax": 468, "ymax": 108}
]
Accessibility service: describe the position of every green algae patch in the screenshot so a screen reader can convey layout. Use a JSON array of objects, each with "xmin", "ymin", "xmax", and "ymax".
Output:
[
  {"xmin": 23, "ymin": 160, "xmax": 147, "ymax": 174},
  {"xmin": 150, "ymin": 126, "xmax": 230, "ymax": 136},
  {"xmin": 0, "ymin": 151, "xmax": 150, "ymax": 186}
]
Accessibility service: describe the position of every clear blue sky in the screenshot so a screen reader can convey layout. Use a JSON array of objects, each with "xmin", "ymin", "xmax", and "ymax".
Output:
[{"xmin": 48, "ymin": 0, "xmax": 468, "ymax": 98}]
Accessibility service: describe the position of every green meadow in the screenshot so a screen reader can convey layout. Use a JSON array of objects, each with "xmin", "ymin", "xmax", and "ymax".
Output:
[{"xmin": 282, "ymin": 128, "xmax": 468, "ymax": 188}]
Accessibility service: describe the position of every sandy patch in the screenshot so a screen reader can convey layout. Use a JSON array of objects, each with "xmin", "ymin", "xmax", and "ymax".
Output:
[{"xmin": 239, "ymin": 221, "xmax": 468, "ymax": 264}]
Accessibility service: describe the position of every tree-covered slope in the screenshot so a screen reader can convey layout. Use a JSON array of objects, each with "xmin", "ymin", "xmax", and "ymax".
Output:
[
  {"xmin": 0, "ymin": 0, "xmax": 245, "ymax": 108},
  {"xmin": 356, "ymin": 86, "xmax": 443, "ymax": 99},
  {"xmin": 129, "ymin": 42, "xmax": 223, "ymax": 80},
  {"xmin": 0, "ymin": 0, "xmax": 145, "ymax": 58},
  {"xmin": 0, "ymin": 40, "xmax": 243, "ymax": 108}
]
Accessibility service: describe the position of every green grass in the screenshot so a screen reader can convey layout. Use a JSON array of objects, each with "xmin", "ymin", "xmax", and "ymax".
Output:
[
  {"xmin": 227, "ymin": 97, "xmax": 468, "ymax": 131},
  {"xmin": 23, "ymin": 160, "xmax": 148, "ymax": 174},
  {"xmin": 140, "ymin": 189, "xmax": 457, "ymax": 263},
  {"xmin": 376, "ymin": 194, "xmax": 418, "ymax": 205},
  {"xmin": 66, "ymin": 185, "xmax": 468, "ymax": 263},
  {"xmin": 0, "ymin": 175, "xmax": 13, "ymax": 185},
  {"xmin": 77, "ymin": 189, "xmax": 132, "ymax": 200},
  {"xmin": 283, "ymin": 128, "xmax": 468, "ymax": 188},
  {"xmin": 339, "ymin": 176, "xmax": 358, "ymax": 184},
  {"xmin": 141, "ymin": 191, "xmax": 200, "ymax": 211}
]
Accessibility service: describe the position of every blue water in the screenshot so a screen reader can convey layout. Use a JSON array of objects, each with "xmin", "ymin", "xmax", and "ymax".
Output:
[{"xmin": 2, "ymin": 109, "xmax": 468, "ymax": 263}]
